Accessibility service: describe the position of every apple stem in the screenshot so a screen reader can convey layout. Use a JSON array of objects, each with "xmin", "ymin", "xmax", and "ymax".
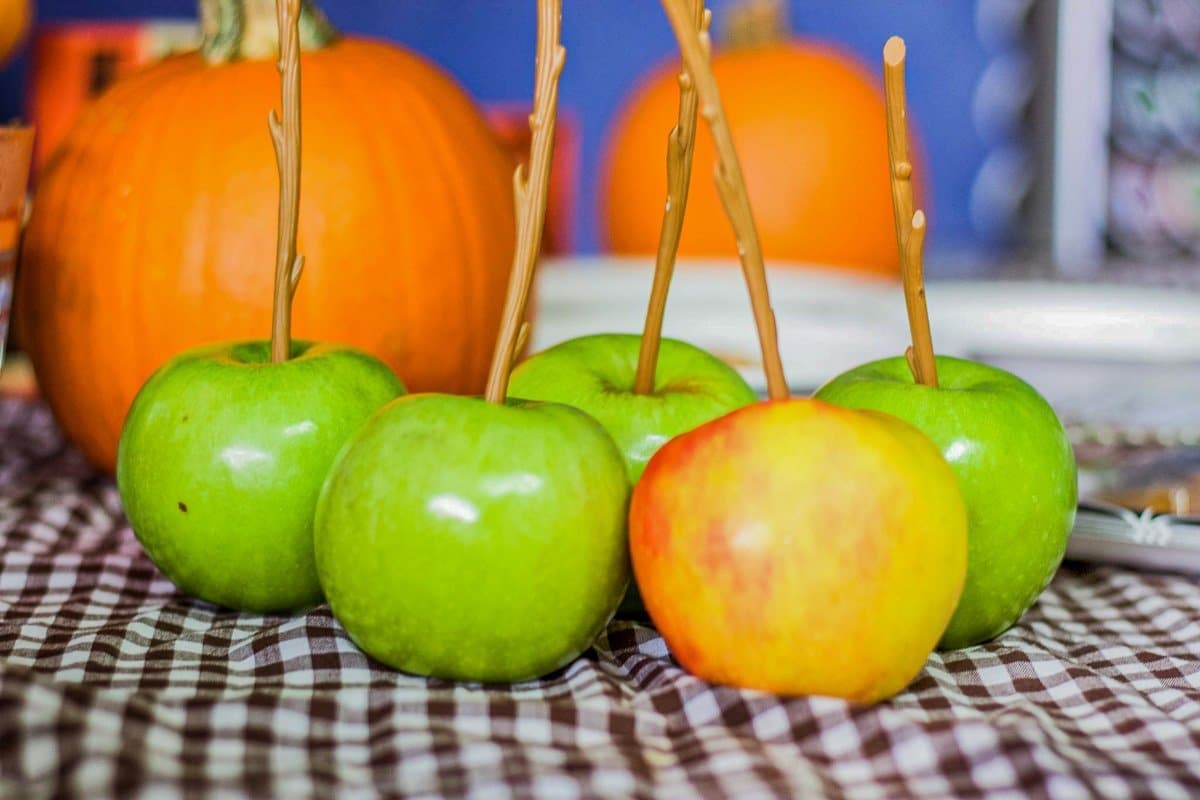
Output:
[
  {"xmin": 883, "ymin": 36, "xmax": 937, "ymax": 388},
  {"xmin": 484, "ymin": 0, "xmax": 565, "ymax": 405},
  {"xmin": 634, "ymin": 0, "xmax": 707, "ymax": 397},
  {"xmin": 268, "ymin": 0, "xmax": 305, "ymax": 364},
  {"xmin": 659, "ymin": 0, "xmax": 789, "ymax": 400}
]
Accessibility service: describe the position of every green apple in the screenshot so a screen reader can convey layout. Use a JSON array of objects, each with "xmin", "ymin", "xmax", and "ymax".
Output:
[
  {"xmin": 116, "ymin": 340, "xmax": 404, "ymax": 613},
  {"xmin": 314, "ymin": 393, "xmax": 630, "ymax": 683},
  {"xmin": 508, "ymin": 334, "xmax": 758, "ymax": 483},
  {"xmin": 815, "ymin": 355, "xmax": 1077, "ymax": 649}
]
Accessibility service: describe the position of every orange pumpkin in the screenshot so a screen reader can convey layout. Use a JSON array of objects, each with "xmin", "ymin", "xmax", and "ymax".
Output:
[
  {"xmin": 18, "ymin": 0, "xmax": 515, "ymax": 472},
  {"xmin": 602, "ymin": 19, "xmax": 916, "ymax": 277},
  {"xmin": 0, "ymin": 0, "xmax": 30, "ymax": 65}
]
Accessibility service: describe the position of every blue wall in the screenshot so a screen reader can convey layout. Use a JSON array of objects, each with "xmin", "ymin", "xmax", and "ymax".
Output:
[{"xmin": 5, "ymin": 1, "xmax": 1014, "ymax": 262}]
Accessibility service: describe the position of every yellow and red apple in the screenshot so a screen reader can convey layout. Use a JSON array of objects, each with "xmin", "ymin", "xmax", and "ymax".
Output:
[{"xmin": 630, "ymin": 398, "xmax": 968, "ymax": 703}]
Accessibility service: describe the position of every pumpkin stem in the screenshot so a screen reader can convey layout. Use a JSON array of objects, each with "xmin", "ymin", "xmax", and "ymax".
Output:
[
  {"xmin": 200, "ymin": 0, "xmax": 336, "ymax": 63},
  {"xmin": 484, "ymin": 0, "xmax": 565, "ymax": 405},
  {"xmin": 269, "ymin": 0, "xmax": 304, "ymax": 363},
  {"xmin": 719, "ymin": 0, "xmax": 789, "ymax": 49},
  {"xmin": 634, "ymin": 0, "xmax": 707, "ymax": 396},
  {"xmin": 660, "ymin": 0, "xmax": 789, "ymax": 400}
]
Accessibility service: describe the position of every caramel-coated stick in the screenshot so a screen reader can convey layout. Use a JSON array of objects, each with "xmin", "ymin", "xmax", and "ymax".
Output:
[
  {"xmin": 883, "ymin": 36, "xmax": 937, "ymax": 388},
  {"xmin": 659, "ymin": 0, "xmax": 789, "ymax": 400},
  {"xmin": 484, "ymin": 0, "xmax": 565, "ymax": 404},
  {"xmin": 634, "ymin": 0, "xmax": 708, "ymax": 396},
  {"xmin": 268, "ymin": 0, "xmax": 305, "ymax": 363}
]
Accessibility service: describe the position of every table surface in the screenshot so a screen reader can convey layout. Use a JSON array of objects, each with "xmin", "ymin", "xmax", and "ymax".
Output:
[{"xmin": 2, "ymin": 397, "xmax": 1200, "ymax": 799}]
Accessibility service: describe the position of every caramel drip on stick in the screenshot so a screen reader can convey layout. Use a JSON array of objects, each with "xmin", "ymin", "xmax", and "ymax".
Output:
[
  {"xmin": 634, "ymin": 0, "xmax": 708, "ymax": 396},
  {"xmin": 883, "ymin": 36, "xmax": 937, "ymax": 387},
  {"xmin": 268, "ymin": 0, "xmax": 305, "ymax": 363},
  {"xmin": 659, "ymin": 0, "xmax": 789, "ymax": 400},
  {"xmin": 484, "ymin": 0, "xmax": 565, "ymax": 404}
]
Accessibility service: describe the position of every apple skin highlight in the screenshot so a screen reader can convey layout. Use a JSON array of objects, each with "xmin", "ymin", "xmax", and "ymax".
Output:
[{"xmin": 629, "ymin": 398, "xmax": 968, "ymax": 703}]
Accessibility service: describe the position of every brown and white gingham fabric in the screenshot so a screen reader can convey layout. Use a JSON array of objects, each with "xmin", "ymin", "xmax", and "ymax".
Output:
[{"xmin": 2, "ymin": 397, "xmax": 1200, "ymax": 799}]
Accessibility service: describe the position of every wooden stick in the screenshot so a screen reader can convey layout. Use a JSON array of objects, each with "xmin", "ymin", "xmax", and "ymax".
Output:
[
  {"xmin": 903, "ymin": 210, "xmax": 936, "ymax": 386},
  {"xmin": 659, "ymin": 0, "xmax": 788, "ymax": 400},
  {"xmin": 883, "ymin": 37, "xmax": 914, "ymax": 257},
  {"xmin": 634, "ymin": 0, "xmax": 707, "ymax": 396},
  {"xmin": 484, "ymin": 0, "xmax": 565, "ymax": 404},
  {"xmin": 268, "ymin": 0, "xmax": 304, "ymax": 363},
  {"xmin": 883, "ymin": 36, "xmax": 937, "ymax": 387},
  {"xmin": 511, "ymin": 321, "xmax": 531, "ymax": 370}
]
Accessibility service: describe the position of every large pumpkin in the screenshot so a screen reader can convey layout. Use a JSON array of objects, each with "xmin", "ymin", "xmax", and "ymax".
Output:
[
  {"xmin": 602, "ymin": 10, "xmax": 914, "ymax": 277},
  {"xmin": 19, "ymin": 0, "xmax": 515, "ymax": 471},
  {"xmin": 0, "ymin": 0, "xmax": 30, "ymax": 65}
]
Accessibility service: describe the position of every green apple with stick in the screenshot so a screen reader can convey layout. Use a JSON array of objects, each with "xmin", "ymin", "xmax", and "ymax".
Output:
[
  {"xmin": 815, "ymin": 38, "xmax": 1076, "ymax": 649},
  {"xmin": 116, "ymin": 0, "xmax": 404, "ymax": 613},
  {"xmin": 314, "ymin": 3, "xmax": 631, "ymax": 682}
]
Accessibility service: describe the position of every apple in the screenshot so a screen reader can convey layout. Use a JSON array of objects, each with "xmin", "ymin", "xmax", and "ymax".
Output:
[
  {"xmin": 630, "ymin": 398, "xmax": 968, "ymax": 703},
  {"xmin": 313, "ymin": 393, "xmax": 630, "ymax": 683},
  {"xmin": 815, "ymin": 355, "xmax": 1077, "ymax": 649},
  {"xmin": 116, "ymin": 340, "xmax": 404, "ymax": 613},
  {"xmin": 508, "ymin": 333, "xmax": 758, "ymax": 483}
]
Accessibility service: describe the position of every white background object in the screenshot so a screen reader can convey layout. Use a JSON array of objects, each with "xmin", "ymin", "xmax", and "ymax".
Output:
[{"xmin": 1051, "ymin": 0, "xmax": 1115, "ymax": 272}]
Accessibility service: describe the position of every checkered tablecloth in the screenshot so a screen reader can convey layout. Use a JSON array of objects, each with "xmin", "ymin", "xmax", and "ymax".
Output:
[{"xmin": 3, "ymin": 397, "xmax": 1200, "ymax": 799}]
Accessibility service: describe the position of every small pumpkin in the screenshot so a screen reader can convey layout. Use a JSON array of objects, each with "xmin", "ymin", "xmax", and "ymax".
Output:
[
  {"xmin": 19, "ymin": 0, "xmax": 516, "ymax": 471},
  {"xmin": 0, "ymin": 0, "xmax": 30, "ymax": 65},
  {"xmin": 601, "ymin": 0, "xmax": 914, "ymax": 277}
]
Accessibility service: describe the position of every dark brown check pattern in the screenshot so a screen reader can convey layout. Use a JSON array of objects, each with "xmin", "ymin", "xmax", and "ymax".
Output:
[{"xmin": 2, "ymin": 397, "xmax": 1200, "ymax": 799}]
